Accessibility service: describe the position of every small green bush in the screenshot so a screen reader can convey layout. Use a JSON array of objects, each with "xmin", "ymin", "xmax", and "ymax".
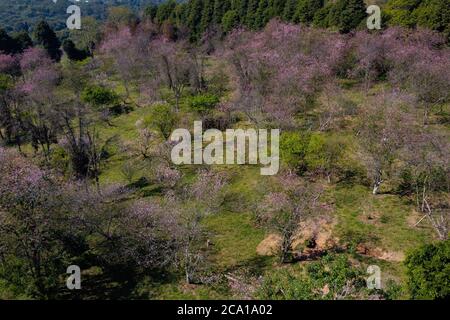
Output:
[
  {"xmin": 405, "ymin": 240, "xmax": 450, "ymax": 300},
  {"xmin": 81, "ymin": 85, "xmax": 120, "ymax": 110},
  {"xmin": 186, "ymin": 94, "xmax": 220, "ymax": 115},
  {"xmin": 144, "ymin": 103, "xmax": 178, "ymax": 140}
]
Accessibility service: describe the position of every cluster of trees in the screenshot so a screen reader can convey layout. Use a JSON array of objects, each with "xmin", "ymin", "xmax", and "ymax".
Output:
[
  {"xmin": 1, "ymin": 20, "xmax": 92, "ymax": 62},
  {"xmin": 0, "ymin": 145, "xmax": 229, "ymax": 298},
  {"xmin": 386, "ymin": 0, "xmax": 450, "ymax": 39},
  {"xmin": 143, "ymin": 0, "xmax": 450, "ymax": 40},
  {"xmin": 144, "ymin": 0, "xmax": 371, "ymax": 40},
  {"xmin": 1, "ymin": 3, "xmax": 449, "ymax": 299},
  {"xmin": 0, "ymin": 0, "xmax": 162, "ymax": 33},
  {"xmin": 219, "ymin": 22, "xmax": 449, "ymax": 240}
]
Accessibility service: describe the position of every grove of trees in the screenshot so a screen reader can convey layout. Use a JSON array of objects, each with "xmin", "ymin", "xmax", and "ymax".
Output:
[{"xmin": 0, "ymin": 1, "xmax": 449, "ymax": 300}]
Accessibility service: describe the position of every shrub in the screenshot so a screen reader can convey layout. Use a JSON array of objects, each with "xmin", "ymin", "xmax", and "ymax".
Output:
[
  {"xmin": 279, "ymin": 131, "xmax": 310, "ymax": 173},
  {"xmin": 405, "ymin": 240, "xmax": 450, "ymax": 300},
  {"xmin": 257, "ymin": 254, "xmax": 367, "ymax": 300},
  {"xmin": 81, "ymin": 85, "xmax": 120, "ymax": 110},
  {"xmin": 186, "ymin": 93, "xmax": 220, "ymax": 115},
  {"xmin": 144, "ymin": 103, "xmax": 178, "ymax": 140}
]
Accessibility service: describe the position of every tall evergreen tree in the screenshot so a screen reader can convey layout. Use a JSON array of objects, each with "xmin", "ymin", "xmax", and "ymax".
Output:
[
  {"xmin": 246, "ymin": 0, "xmax": 260, "ymax": 28},
  {"xmin": 294, "ymin": 0, "xmax": 324, "ymax": 24},
  {"xmin": 13, "ymin": 31, "xmax": 33, "ymax": 53},
  {"xmin": 144, "ymin": 3, "xmax": 158, "ymax": 21},
  {"xmin": 155, "ymin": 0, "xmax": 177, "ymax": 23},
  {"xmin": 222, "ymin": 9, "xmax": 239, "ymax": 33},
  {"xmin": 33, "ymin": 21, "xmax": 61, "ymax": 61},
  {"xmin": 330, "ymin": 0, "xmax": 367, "ymax": 33},
  {"xmin": 0, "ymin": 28, "xmax": 16, "ymax": 54},
  {"xmin": 236, "ymin": 0, "xmax": 250, "ymax": 24},
  {"xmin": 212, "ymin": 0, "xmax": 229, "ymax": 26},
  {"xmin": 187, "ymin": 0, "xmax": 204, "ymax": 41},
  {"xmin": 282, "ymin": 0, "xmax": 298, "ymax": 22},
  {"xmin": 200, "ymin": 0, "xmax": 214, "ymax": 33},
  {"xmin": 271, "ymin": 0, "xmax": 287, "ymax": 18},
  {"xmin": 255, "ymin": 0, "xmax": 271, "ymax": 29}
]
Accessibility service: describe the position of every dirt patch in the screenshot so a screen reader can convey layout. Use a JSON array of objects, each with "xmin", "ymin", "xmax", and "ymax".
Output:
[
  {"xmin": 292, "ymin": 216, "xmax": 338, "ymax": 251},
  {"xmin": 407, "ymin": 209, "xmax": 424, "ymax": 228},
  {"xmin": 256, "ymin": 234, "xmax": 282, "ymax": 256},
  {"xmin": 356, "ymin": 244, "xmax": 405, "ymax": 262},
  {"xmin": 256, "ymin": 216, "xmax": 339, "ymax": 258}
]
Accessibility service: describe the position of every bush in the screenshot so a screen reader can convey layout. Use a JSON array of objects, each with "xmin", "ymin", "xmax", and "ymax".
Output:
[
  {"xmin": 405, "ymin": 240, "xmax": 450, "ymax": 300},
  {"xmin": 279, "ymin": 131, "xmax": 310, "ymax": 173},
  {"xmin": 144, "ymin": 103, "xmax": 178, "ymax": 140},
  {"xmin": 257, "ymin": 254, "xmax": 367, "ymax": 300},
  {"xmin": 81, "ymin": 85, "xmax": 120, "ymax": 110},
  {"xmin": 186, "ymin": 93, "xmax": 220, "ymax": 115}
]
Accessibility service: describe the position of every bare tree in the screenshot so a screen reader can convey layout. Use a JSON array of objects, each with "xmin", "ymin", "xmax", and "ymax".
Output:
[
  {"xmin": 258, "ymin": 174, "xmax": 323, "ymax": 263},
  {"xmin": 358, "ymin": 91, "xmax": 416, "ymax": 194}
]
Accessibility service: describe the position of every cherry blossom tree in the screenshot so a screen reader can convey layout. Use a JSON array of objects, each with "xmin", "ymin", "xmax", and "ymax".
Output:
[{"xmin": 257, "ymin": 174, "xmax": 323, "ymax": 263}]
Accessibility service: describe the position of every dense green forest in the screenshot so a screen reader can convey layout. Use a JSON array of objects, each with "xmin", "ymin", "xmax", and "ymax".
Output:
[
  {"xmin": 0, "ymin": 0, "xmax": 449, "ymax": 301},
  {"xmin": 0, "ymin": 0, "xmax": 163, "ymax": 32}
]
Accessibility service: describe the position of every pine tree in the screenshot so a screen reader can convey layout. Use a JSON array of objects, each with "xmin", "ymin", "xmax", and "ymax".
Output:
[
  {"xmin": 213, "ymin": 0, "xmax": 231, "ymax": 26},
  {"xmin": 236, "ymin": 0, "xmax": 250, "ymax": 24},
  {"xmin": 222, "ymin": 9, "xmax": 239, "ymax": 33},
  {"xmin": 33, "ymin": 21, "xmax": 61, "ymax": 61},
  {"xmin": 271, "ymin": 0, "xmax": 287, "ymax": 18},
  {"xmin": 0, "ymin": 29, "xmax": 16, "ymax": 54},
  {"xmin": 144, "ymin": 4, "xmax": 158, "ymax": 21},
  {"xmin": 255, "ymin": 0, "xmax": 271, "ymax": 29},
  {"xmin": 282, "ymin": 0, "xmax": 298, "ymax": 22},
  {"xmin": 13, "ymin": 31, "xmax": 33, "ymax": 53},
  {"xmin": 200, "ymin": 0, "xmax": 214, "ymax": 33},
  {"xmin": 294, "ymin": 0, "xmax": 324, "ymax": 24},
  {"xmin": 330, "ymin": 0, "xmax": 366, "ymax": 33},
  {"xmin": 187, "ymin": 0, "xmax": 204, "ymax": 41},
  {"xmin": 245, "ymin": 0, "xmax": 260, "ymax": 28},
  {"xmin": 155, "ymin": 0, "xmax": 177, "ymax": 23}
]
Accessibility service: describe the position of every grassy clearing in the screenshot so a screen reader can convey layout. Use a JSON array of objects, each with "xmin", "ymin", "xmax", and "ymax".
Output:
[{"xmin": 333, "ymin": 184, "xmax": 434, "ymax": 252}]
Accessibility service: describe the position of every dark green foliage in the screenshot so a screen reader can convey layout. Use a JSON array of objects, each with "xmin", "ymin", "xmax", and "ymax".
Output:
[
  {"xmin": 81, "ymin": 86, "xmax": 120, "ymax": 110},
  {"xmin": 33, "ymin": 21, "xmax": 61, "ymax": 61},
  {"xmin": 0, "ymin": 29, "xmax": 17, "ymax": 54},
  {"xmin": 329, "ymin": 0, "xmax": 367, "ymax": 33},
  {"xmin": 187, "ymin": 0, "xmax": 204, "ymax": 41},
  {"xmin": 246, "ymin": 0, "xmax": 260, "ymax": 28},
  {"xmin": 257, "ymin": 254, "xmax": 367, "ymax": 299},
  {"xmin": 313, "ymin": 4, "xmax": 333, "ymax": 28},
  {"xmin": 62, "ymin": 39, "xmax": 89, "ymax": 61},
  {"xmin": 294, "ymin": 0, "xmax": 324, "ymax": 24},
  {"xmin": 0, "ymin": 29, "xmax": 33, "ymax": 54},
  {"xmin": 282, "ymin": 0, "xmax": 298, "ymax": 22},
  {"xmin": 398, "ymin": 167, "xmax": 449, "ymax": 196},
  {"xmin": 12, "ymin": 31, "xmax": 33, "ymax": 53},
  {"xmin": 405, "ymin": 240, "xmax": 450, "ymax": 299},
  {"xmin": 155, "ymin": 0, "xmax": 178, "ymax": 23},
  {"xmin": 255, "ymin": 0, "xmax": 271, "ymax": 29},
  {"xmin": 386, "ymin": 0, "xmax": 450, "ymax": 38},
  {"xmin": 271, "ymin": 0, "xmax": 287, "ymax": 17},
  {"xmin": 213, "ymin": 0, "xmax": 231, "ymax": 25},
  {"xmin": 222, "ymin": 10, "xmax": 240, "ymax": 33},
  {"xmin": 144, "ymin": 3, "xmax": 159, "ymax": 21},
  {"xmin": 200, "ymin": 0, "xmax": 214, "ymax": 32},
  {"xmin": 0, "ymin": 0, "xmax": 163, "ymax": 33}
]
